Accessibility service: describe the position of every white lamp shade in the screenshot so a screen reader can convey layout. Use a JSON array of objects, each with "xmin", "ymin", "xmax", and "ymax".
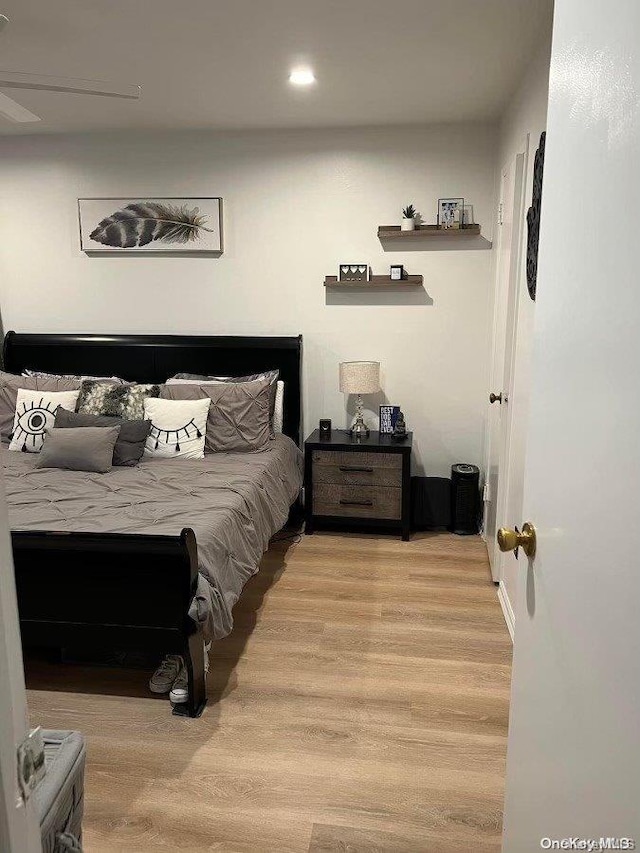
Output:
[{"xmin": 339, "ymin": 361, "xmax": 381, "ymax": 395}]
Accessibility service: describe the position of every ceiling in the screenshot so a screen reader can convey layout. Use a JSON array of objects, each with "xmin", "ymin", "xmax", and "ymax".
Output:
[{"xmin": 0, "ymin": 0, "xmax": 553, "ymax": 135}]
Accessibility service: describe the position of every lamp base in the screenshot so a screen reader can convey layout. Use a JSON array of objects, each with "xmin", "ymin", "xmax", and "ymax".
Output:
[{"xmin": 349, "ymin": 415, "xmax": 370, "ymax": 441}]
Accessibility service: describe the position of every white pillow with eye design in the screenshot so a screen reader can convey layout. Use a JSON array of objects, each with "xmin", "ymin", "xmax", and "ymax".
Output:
[
  {"xmin": 143, "ymin": 396, "xmax": 210, "ymax": 459},
  {"xmin": 9, "ymin": 388, "xmax": 81, "ymax": 453}
]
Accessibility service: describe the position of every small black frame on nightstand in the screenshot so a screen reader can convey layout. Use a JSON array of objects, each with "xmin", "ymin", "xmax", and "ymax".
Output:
[{"xmin": 304, "ymin": 429, "xmax": 413, "ymax": 541}]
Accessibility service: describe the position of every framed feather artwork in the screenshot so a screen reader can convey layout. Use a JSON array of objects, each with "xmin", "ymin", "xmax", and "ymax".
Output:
[{"xmin": 78, "ymin": 197, "xmax": 223, "ymax": 253}]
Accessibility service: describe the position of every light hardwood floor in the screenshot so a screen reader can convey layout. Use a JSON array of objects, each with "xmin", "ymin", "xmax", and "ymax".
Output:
[{"xmin": 26, "ymin": 531, "xmax": 512, "ymax": 853}]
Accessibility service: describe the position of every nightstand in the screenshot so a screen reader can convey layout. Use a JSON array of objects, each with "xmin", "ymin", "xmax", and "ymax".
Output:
[{"xmin": 304, "ymin": 429, "xmax": 412, "ymax": 541}]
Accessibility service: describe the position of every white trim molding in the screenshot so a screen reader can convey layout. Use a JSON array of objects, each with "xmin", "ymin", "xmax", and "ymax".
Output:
[{"xmin": 497, "ymin": 580, "xmax": 515, "ymax": 642}]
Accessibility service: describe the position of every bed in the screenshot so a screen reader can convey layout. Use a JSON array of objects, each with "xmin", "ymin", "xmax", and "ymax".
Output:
[{"xmin": 2, "ymin": 332, "xmax": 303, "ymax": 717}]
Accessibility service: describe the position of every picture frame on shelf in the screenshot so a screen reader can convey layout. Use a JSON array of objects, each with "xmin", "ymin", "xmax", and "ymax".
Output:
[
  {"xmin": 437, "ymin": 197, "xmax": 464, "ymax": 230},
  {"xmin": 338, "ymin": 264, "xmax": 370, "ymax": 283},
  {"xmin": 379, "ymin": 405, "xmax": 400, "ymax": 434}
]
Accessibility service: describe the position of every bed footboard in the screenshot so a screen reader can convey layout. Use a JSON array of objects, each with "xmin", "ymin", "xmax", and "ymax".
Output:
[{"xmin": 12, "ymin": 527, "xmax": 206, "ymax": 718}]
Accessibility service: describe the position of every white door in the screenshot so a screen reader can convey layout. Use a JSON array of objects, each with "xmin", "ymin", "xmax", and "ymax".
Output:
[
  {"xmin": 0, "ymin": 468, "xmax": 41, "ymax": 852},
  {"xmin": 485, "ymin": 154, "xmax": 525, "ymax": 582},
  {"xmin": 495, "ymin": 137, "xmax": 536, "ymax": 635},
  {"xmin": 502, "ymin": 0, "xmax": 640, "ymax": 847}
]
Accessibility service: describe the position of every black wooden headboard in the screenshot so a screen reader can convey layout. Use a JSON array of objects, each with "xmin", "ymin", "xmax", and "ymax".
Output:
[{"xmin": 3, "ymin": 332, "xmax": 303, "ymax": 446}]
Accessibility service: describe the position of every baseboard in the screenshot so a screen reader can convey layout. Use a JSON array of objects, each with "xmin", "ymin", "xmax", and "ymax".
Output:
[{"xmin": 497, "ymin": 581, "xmax": 515, "ymax": 643}]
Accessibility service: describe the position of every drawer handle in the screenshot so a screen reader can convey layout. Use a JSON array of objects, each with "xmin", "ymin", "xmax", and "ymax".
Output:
[
  {"xmin": 339, "ymin": 499, "xmax": 373, "ymax": 507},
  {"xmin": 338, "ymin": 466, "xmax": 374, "ymax": 473}
]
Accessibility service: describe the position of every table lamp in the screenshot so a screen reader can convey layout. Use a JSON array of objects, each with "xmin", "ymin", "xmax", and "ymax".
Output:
[{"xmin": 339, "ymin": 361, "xmax": 381, "ymax": 439}]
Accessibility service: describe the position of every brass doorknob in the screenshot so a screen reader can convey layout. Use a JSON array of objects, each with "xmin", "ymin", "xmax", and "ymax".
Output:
[
  {"xmin": 489, "ymin": 392, "xmax": 502, "ymax": 404},
  {"xmin": 497, "ymin": 522, "xmax": 537, "ymax": 558}
]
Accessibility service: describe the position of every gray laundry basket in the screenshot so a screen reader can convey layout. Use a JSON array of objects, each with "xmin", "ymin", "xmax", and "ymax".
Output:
[{"xmin": 35, "ymin": 730, "xmax": 86, "ymax": 853}]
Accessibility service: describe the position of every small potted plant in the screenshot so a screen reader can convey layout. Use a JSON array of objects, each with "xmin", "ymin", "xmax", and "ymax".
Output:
[{"xmin": 401, "ymin": 204, "xmax": 417, "ymax": 231}]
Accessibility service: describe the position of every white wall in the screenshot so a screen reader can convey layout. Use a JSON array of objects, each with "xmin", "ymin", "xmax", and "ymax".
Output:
[
  {"xmin": 499, "ymin": 41, "xmax": 551, "ymax": 175},
  {"xmin": 0, "ymin": 124, "xmax": 497, "ymax": 475}
]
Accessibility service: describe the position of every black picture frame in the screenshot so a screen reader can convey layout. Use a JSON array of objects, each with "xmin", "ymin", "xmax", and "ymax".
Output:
[{"xmin": 379, "ymin": 405, "xmax": 400, "ymax": 434}]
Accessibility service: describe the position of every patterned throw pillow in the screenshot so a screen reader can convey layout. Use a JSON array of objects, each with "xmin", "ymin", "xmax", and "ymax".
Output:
[
  {"xmin": 77, "ymin": 381, "xmax": 161, "ymax": 420},
  {"xmin": 143, "ymin": 397, "xmax": 210, "ymax": 459},
  {"xmin": 9, "ymin": 388, "xmax": 81, "ymax": 453},
  {"xmin": 0, "ymin": 371, "xmax": 82, "ymax": 443}
]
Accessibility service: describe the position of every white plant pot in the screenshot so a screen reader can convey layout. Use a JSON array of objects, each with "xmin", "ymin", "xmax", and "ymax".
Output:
[{"xmin": 401, "ymin": 217, "xmax": 415, "ymax": 231}]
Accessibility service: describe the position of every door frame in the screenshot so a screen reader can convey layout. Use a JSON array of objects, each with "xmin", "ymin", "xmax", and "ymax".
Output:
[
  {"xmin": 495, "ymin": 134, "xmax": 536, "ymax": 638},
  {"xmin": 484, "ymin": 146, "xmax": 527, "ymax": 589},
  {"xmin": 0, "ymin": 468, "xmax": 41, "ymax": 853}
]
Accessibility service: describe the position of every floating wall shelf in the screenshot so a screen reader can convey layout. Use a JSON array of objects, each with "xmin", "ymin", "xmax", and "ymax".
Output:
[
  {"xmin": 324, "ymin": 274, "xmax": 423, "ymax": 288},
  {"xmin": 377, "ymin": 224, "xmax": 482, "ymax": 240}
]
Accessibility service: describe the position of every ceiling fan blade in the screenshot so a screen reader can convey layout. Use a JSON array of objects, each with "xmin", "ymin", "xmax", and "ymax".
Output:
[
  {"xmin": 0, "ymin": 71, "xmax": 140, "ymax": 99},
  {"xmin": 0, "ymin": 91, "xmax": 40, "ymax": 122}
]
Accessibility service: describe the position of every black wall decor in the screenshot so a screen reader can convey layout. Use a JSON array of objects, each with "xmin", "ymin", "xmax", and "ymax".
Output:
[{"xmin": 526, "ymin": 131, "xmax": 546, "ymax": 301}]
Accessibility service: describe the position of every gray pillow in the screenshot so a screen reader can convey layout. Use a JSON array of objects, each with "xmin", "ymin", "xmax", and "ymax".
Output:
[
  {"xmin": 36, "ymin": 426, "xmax": 121, "ymax": 473},
  {"xmin": 23, "ymin": 369, "xmax": 127, "ymax": 383},
  {"xmin": 0, "ymin": 371, "xmax": 82, "ymax": 443},
  {"xmin": 54, "ymin": 408, "xmax": 151, "ymax": 467},
  {"xmin": 172, "ymin": 369, "xmax": 278, "ymax": 384},
  {"xmin": 161, "ymin": 377, "xmax": 273, "ymax": 453},
  {"xmin": 168, "ymin": 370, "xmax": 278, "ymax": 434}
]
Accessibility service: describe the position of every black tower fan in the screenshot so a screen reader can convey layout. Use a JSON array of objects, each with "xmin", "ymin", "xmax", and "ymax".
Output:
[{"xmin": 451, "ymin": 464, "xmax": 480, "ymax": 535}]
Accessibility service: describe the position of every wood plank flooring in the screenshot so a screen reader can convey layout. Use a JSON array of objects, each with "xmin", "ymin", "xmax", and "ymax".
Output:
[{"xmin": 26, "ymin": 531, "xmax": 512, "ymax": 852}]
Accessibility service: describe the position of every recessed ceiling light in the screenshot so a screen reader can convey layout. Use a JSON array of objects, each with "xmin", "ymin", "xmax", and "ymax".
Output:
[
  {"xmin": 289, "ymin": 68, "xmax": 315, "ymax": 86},
  {"xmin": 0, "ymin": 14, "xmax": 10, "ymax": 33}
]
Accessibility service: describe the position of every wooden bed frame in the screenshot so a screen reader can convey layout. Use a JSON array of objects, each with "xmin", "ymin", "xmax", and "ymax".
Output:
[{"xmin": 3, "ymin": 331, "xmax": 303, "ymax": 718}]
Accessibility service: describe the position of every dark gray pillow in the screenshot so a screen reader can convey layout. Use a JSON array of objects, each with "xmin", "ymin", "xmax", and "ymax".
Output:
[
  {"xmin": 36, "ymin": 426, "xmax": 121, "ymax": 473},
  {"xmin": 54, "ymin": 408, "xmax": 151, "ymax": 467}
]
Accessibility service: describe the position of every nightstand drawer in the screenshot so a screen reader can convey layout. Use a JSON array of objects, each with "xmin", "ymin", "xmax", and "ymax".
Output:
[
  {"xmin": 313, "ymin": 462, "xmax": 401, "ymax": 487},
  {"xmin": 312, "ymin": 450, "xmax": 401, "ymax": 470},
  {"xmin": 313, "ymin": 483, "xmax": 402, "ymax": 520}
]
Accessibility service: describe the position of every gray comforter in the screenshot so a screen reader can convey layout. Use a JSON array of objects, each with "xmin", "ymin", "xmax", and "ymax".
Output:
[{"xmin": 2, "ymin": 435, "xmax": 303, "ymax": 641}]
